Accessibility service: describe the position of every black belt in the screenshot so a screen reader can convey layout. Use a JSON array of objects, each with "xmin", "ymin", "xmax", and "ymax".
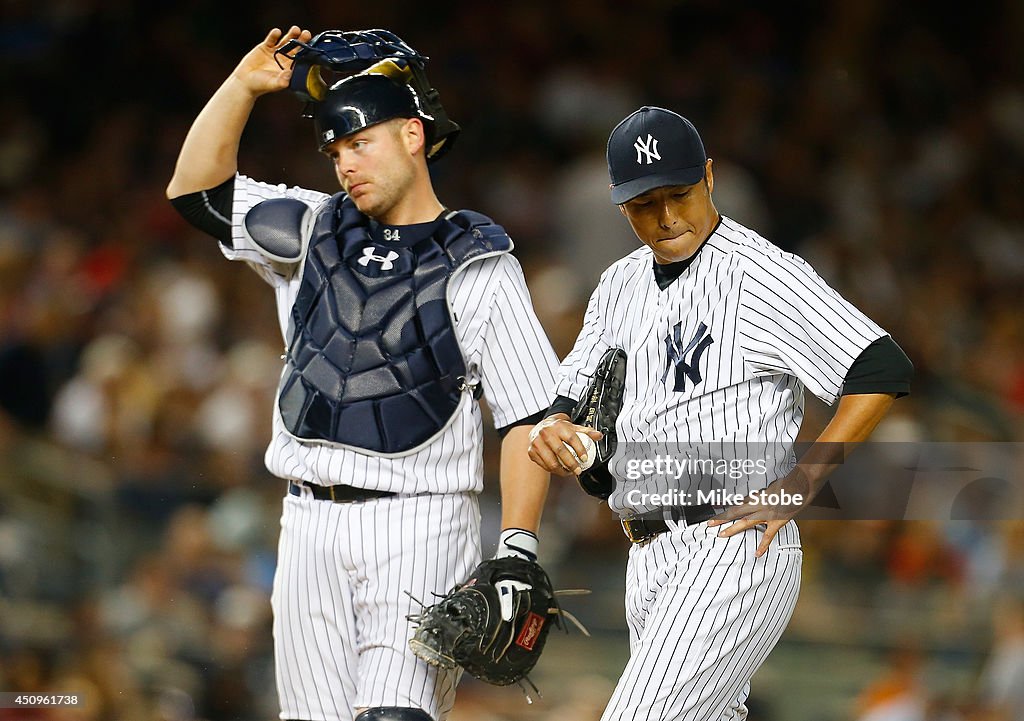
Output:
[
  {"xmin": 288, "ymin": 481, "xmax": 397, "ymax": 503},
  {"xmin": 621, "ymin": 504, "xmax": 717, "ymax": 544}
]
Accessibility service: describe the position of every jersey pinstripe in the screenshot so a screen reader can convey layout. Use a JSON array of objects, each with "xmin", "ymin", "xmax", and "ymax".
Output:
[
  {"xmin": 608, "ymin": 522, "xmax": 802, "ymax": 720},
  {"xmin": 555, "ymin": 215, "xmax": 888, "ymax": 721},
  {"xmin": 272, "ymin": 489, "xmax": 480, "ymax": 721},
  {"xmin": 556, "ymin": 215, "xmax": 887, "ymax": 513},
  {"xmin": 225, "ymin": 174, "xmax": 558, "ymax": 494}
]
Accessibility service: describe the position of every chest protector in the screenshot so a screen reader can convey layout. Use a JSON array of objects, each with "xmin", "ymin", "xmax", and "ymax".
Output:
[{"xmin": 278, "ymin": 193, "xmax": 511, "ymax": 455}]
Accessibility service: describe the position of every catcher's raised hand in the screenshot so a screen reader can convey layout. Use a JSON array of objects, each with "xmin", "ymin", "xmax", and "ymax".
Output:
[
  {"xmin": 528, "ymin": 414, "xmax": 603, "ymax": 476},
  {"xmin": 231, "ymin": 26, "xmax": 313, "ymax": 96}
]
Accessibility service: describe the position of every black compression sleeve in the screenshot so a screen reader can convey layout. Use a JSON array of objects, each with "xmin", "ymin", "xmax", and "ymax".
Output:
[
  {"xmin": 841, "ymin": 336, "xmax": 914, "ymax": 398},
  {"xmin": 495, "ymin": 409, "xmax": 548, "ymax": 439},
  {"xmin": 546, "ymin": 395, "xmax": 578, "ymax": 418},
  {"xmin": 493, "ymin": 397, "xmax": 577, "ymax": 439},
  {"xmin": 168, "ymin": 176, "xmax": 234, "ymax": 245}
]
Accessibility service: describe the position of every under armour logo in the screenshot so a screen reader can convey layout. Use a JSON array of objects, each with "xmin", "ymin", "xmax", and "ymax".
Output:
[
  {"xmin": 383, "ymin": 228, "xmax": 401, "ymax": 242},
  {"xmin": 357, "ymin": 246, "xmax": 400, "ymax": 270},
  {"xmin": 661, "ymin": 321, "xmax": 714, "ymax": 392},
  {"xmin": 635, "ymin": 134, "xmax": 661, "ymax": 164}
]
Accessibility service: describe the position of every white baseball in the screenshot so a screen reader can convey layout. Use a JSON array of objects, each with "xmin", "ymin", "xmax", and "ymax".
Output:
[{"xmin": 564, "ymin": 431, "xmax": 598, "ymax": 472}]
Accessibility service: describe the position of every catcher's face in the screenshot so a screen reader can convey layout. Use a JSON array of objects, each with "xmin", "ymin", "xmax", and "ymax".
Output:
[
  {"xmin": 323, "ymin": 118, "xmax": 423, "ymax": 222},
  {"xmin": 619, "ymin": 159, "xmax": 719, "ymax": 265}
]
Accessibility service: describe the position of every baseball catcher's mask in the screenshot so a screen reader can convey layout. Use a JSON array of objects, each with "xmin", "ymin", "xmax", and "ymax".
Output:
[{"xmin": 277, "ymin": 28, "xmax": 459, "ymax": 161}]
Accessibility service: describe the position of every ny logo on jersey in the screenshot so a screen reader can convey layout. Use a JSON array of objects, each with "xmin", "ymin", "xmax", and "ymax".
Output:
[
  {"xmin": 661, "ymin": 321, "xmax": 715, "ymax": 392},
  {"xmin": 357, "ymin": 246, "xmax": 400, "ymax": 270},
  {"xmin": 634, "ymin": 134, "xmax": 661, "ymax": 164}
]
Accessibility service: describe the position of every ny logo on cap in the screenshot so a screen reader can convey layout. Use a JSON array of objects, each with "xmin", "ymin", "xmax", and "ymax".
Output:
[
  {"xmin": 634, "ymin": 134, "xmax": 661, "ymax": 164},
  {"xmin": 357, "ymin": 246, "xmax": 400, "ymax": 270}
]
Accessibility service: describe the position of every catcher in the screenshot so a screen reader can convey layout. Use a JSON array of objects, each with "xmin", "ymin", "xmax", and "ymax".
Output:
[{"xmin": 166, "ymin": 26, "xmax": 565, "ymax": 721}]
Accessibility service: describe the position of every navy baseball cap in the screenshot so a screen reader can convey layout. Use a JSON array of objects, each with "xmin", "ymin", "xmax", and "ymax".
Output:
[{"xmin": 607, "ymin": 107, "xmax": 707, "ymax": 204}]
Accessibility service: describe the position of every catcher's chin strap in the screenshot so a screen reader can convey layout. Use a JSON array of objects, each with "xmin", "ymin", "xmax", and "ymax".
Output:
[{"xmin": 405, "ymin": 585, "xmax": 590, "ymax": 704}]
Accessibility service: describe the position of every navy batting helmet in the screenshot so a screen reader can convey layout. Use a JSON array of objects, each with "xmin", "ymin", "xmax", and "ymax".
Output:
[{"xmin": 312, "ymin": 74, "xmax": 435, "ymax": 153}]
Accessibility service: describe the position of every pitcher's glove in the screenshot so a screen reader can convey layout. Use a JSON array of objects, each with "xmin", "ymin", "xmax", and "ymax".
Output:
[
  {"xmin": 409, "ymin": 557, "xmax": 559, "ymax": 686},
  {"xmin": 570, "ymin": 347, "xmax": 627, "ymax": 499}
]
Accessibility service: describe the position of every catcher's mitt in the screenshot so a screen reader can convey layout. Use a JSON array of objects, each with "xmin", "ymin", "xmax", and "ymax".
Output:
[
  {"xmin": 408, "ymin": 557, "xmax": 560, "ymax": 687},
  {"xmin": 571, "ymin": 347, "xmax": 627, "ymax": 499}
]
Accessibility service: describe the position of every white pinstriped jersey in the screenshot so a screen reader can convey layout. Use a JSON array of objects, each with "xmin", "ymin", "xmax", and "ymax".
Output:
[
  {"xmin": 555, "ymin": 215, "xmax": 887, "ymax": 513},
  {"xmin": 224, "ymin": 174, "xmax": 558, "ymax": 494}
]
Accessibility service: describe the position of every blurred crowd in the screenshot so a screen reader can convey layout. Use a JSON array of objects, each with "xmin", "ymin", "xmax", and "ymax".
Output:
[{"xmin": 1, "ymin": 1, "xmax": 1023, "ymax": 720}]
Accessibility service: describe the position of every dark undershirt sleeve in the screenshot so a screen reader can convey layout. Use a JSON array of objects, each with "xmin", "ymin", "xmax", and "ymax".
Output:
[
  {"xmin": 493, "ymin": 396, "xmax": 577, "ymax": 439},
  {"xmin": 168, "ymin": 176, "xmax": 234, "ymax": 245},
  {"xmin": 841, "ymin": 335, "xmax": 913, "ymax": 398},
  {"xmin": 545, "ymin": 395, "xmax": 578, "ymax": 418},
  {"xmin": 495, "ymin": 408, "xmax": 548, "ymax": 439}
]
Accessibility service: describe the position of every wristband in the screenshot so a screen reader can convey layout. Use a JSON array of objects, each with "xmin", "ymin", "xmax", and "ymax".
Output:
[{"xmin": 495, "ymin": 528, "xmax": 539, "ymax": 562}]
